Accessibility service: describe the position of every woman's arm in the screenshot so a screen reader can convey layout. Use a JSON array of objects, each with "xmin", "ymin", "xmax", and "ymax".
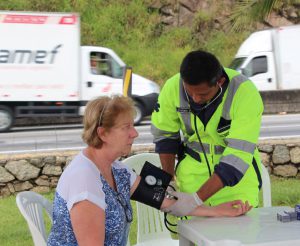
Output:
[
  {"xmin": 70, "ymin": 200, "xmax": 105, "ymax": 246},
  {"xmin": 189, "ymin": 200, "xmax": 252, "ymax": 217},
  {"xmin": 130, "ymin": 175, "xmax": 140, "ymax": 196},
  {"xmin": 131, "ymin": 176, "xmax": 191, "ymax": 210},
  {"xmin": 130, "ymin": 175, "xmax": 251, "ymax": 217},
  {"xmin": 130, "ymin": 175, "xmax": 176, "ymax": 203},
  {"xmin": 161, "ymin": 195, "xmax": 251, "ymax": 217}
]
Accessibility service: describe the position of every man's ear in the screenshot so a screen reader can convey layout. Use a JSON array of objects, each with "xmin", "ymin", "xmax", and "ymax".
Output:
[{"xmin": 218, "ymin": 77, "xmax": 226, "ymax": 87}]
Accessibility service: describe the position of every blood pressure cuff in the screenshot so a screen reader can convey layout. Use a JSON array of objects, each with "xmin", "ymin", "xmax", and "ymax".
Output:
[{"xmin": 131, "ymin": 161, "xmax": 172, "ymax": 209}]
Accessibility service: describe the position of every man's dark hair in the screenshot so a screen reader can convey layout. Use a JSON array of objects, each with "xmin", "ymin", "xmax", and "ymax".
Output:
[{"xmin": 180, "ymin": 50, "xmax": 223, "ymax": 86}]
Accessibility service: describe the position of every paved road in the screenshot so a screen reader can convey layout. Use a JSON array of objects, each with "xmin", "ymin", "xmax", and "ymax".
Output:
[
  {"xmin": 1, "ymin": 114, "xmax": 300, "ymax": 154},
  {"xmin": 0, "ymin": 120, "xmax": 153, "ymax": 153},
  {"xmin": 260, "ymin": 114, "xmax": 300, "ymax": 139}
]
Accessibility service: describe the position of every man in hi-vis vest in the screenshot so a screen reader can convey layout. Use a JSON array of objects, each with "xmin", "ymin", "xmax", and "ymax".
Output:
[{"xmin": 151, "ymin": 50, "xmax": 263, "ymax": 208}]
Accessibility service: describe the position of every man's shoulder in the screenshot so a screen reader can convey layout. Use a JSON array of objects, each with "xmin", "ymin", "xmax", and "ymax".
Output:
[
  {"xmin": 224, "ymin": 67, "xmax": 240, "ymax": 79},
  {"xmin": 160, "ymin": 73, "xmax": 181, "ymax": 96},
  {"xmin": 164, "ymin": 73, "xmax": 181, "ymax": 87},
  {"xmin": 225, "ymin": 68, "xmax": 259, "ymax": 92}
]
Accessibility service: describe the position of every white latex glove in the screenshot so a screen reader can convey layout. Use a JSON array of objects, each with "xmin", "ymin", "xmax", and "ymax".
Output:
[{"xmin": 161, "ymin": 191, "xmax": 203, "ymax": 217}]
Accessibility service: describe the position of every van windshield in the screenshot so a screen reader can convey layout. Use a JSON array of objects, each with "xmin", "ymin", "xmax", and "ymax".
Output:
[
  {"xmin": 90, "ymin": 52, "xmax": 123, "ymax": 78},
  {"xmin": 229, "ymin": 57, "xmax": 246, "ymax": 70}
]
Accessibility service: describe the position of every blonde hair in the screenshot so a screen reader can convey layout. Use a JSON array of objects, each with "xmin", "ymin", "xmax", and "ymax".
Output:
[{"xmin": 82, "ymin": 95, "xmax": 135, "ymax": 148}]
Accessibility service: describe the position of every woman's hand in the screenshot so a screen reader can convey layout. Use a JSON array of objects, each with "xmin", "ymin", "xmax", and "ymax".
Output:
[{"xmin": 212, "ymin": 200, "xmax": 252, "ymax": 217}]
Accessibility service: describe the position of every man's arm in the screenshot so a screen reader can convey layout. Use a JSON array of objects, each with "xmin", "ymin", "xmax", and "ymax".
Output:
[
  {"xmin": 196, "ymin": 79, "xmax": 264, "ymax": 202},
  {"xmin": 151, "ymin": 75, "xmax": 182, "ymax": 178},
  {"xmin": 196, "ymin": 173, "xmax": 224, "ymax": 202},
  {"xmin": 159, "ymin": 153, "xmax": 176, "ymax": 177}
]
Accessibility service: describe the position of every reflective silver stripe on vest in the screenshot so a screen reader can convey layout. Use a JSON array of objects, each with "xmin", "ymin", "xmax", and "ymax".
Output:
[
  {"xmin": 179, "ymin": 78, "xmax": 194, "ymax": 135},
  {"xmin": 151, "ymin": 124, "xmax": 180, "ymax": 143},
  {"xmin": 186, "ymin": 142, "xmax": 225, "ymax": 155},
  {"xmin": 179, "ymin": 73, "xmax": 248, "ymax": 139},
  {"xmin": 187, "ymin": 141, "xmax": 210, "ymax": 154},
  {"xmin": 225, "ymin": 138, "xmax": 256, "ymax": 154},
  {"xmin": 215, "ymin": 145, "xmax": 225, "ymax": 154},
  {"xmin": 222, "ymin": 73, "xmax": 248, "ymax": 120},
  {"xmin": 220, "ymin": 154, "xmax": 249, "ymax": 174},
  {"xmin": 179, "ymin": 73, "xmax": 248, "ymax": 157}
]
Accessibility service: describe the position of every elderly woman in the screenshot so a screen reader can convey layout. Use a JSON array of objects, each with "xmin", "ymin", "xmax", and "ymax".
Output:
[{"xmin": 47, "ymin": 95, "xmax": 251, "ymax": 246}]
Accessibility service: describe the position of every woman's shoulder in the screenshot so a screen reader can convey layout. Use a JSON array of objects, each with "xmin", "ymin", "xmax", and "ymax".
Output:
[
  {"xmin": 56, "ymin": 152, "xmax": 106, "ymax": 210},
  {"xmin": 58, "ymin": 152, "xmax": 101, "ymax": 189},
  {"xmin": 65, "ymin": 152, "xmax": 99, "ymax": 175}
]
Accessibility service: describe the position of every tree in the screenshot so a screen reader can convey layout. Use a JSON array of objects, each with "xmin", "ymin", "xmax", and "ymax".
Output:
[{"xmin": 229, "ymin": 0, "xmax": 297, "ymax": 31}]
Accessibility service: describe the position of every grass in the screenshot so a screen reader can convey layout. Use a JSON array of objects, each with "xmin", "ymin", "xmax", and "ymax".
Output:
[
  {"xmin": 268, "ymin": 176, "xmax": 300, "ymax": 207},
  {"xmin": 0, "ymin": 192, "xmax": 53, "ymax": 246},
  {"xmin": 1, "ymin": 175, "xmax": 300, "ymax": 245}
]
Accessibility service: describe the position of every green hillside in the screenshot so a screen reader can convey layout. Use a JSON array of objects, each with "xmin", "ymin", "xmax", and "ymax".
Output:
[{"xmin": 0, "ymin": 0, "xmax": 264, "ymax": 85}]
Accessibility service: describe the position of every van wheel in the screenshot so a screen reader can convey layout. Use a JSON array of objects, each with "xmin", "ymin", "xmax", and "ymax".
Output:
[
  {"xmin": 0, "ymin": 106, "xmax": 14, "ymax": 132},
  {"xmin": 134, "ymin": 102, "xmax": 143, "ymax": 125}
]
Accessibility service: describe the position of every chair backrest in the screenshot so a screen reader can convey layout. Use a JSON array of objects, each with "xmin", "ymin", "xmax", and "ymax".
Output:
[
  {"xmin": 123, "ymin": 153, "xmax": 175, "ymax": 244},
  {"xmin": 16, "ymin": 191, "xmax": 53, "ymax": 246},
  {"xmin": 261, "ymin": 164, "xmax": 272, "ymax": 207}
]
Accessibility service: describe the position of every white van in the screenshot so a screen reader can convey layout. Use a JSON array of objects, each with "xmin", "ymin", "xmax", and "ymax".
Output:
[{"xmin": 230, "ymin": 25, "xmax": 300, "ymax": 91}]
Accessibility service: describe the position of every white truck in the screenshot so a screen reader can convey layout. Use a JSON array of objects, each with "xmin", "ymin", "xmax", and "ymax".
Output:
[
  {"xmin": 0, "ymin": 11, "xmax": 160, "ymax": 132},
  {"xmin": 230, "ymin": 25, "xmax": 300, "ymax": 91}
]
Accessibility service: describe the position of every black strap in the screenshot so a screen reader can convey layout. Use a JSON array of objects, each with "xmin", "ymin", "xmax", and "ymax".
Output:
[
  {"xmin": 174, "ymin": 146, "xmax": 201, "ymax": 175},
  {"xmin": 252, "ymin": 157, "xmax": 262, "ymax": 190},
  {"xmin": 185, "ymin": 146, "xmax": 201, "ymax": 162},
  {"xmin": 163, "ymin": 185, "xmax": 187, "ymax": 234}
]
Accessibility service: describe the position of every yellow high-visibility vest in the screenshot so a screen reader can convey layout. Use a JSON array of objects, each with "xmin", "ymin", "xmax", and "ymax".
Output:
[{"xmin": 151, "ymin": 68, "xmax": 264, "ymax": 206}]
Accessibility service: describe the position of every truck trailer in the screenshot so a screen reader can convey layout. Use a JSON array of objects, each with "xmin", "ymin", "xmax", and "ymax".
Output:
[
  {"xmin": 230, "ymin": 25, "xmax": 300, "ymax": 91},
  {"xmin": 0, "ymin": 11, "xmax": 160, "ymax": 132}
]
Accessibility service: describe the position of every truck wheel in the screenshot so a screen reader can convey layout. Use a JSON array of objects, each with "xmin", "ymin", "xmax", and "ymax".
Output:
[
  {"xmin": 134, "ymin": 102, "xmax": 143, "ymax": 125},
  {"xmin": 0, "ymin": 106, "xmax": 14, "ymax": 132}
]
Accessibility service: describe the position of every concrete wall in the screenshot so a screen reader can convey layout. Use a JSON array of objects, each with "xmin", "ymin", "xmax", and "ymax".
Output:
[{"xmin": 260, "ymin": 90, "xmax": 300, "ymax": 114}]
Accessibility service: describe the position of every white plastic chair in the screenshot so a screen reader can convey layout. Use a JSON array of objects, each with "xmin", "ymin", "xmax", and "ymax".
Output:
[
  {"xmin": 123, "ymin": 153, "xmax": 178, "ymax": 246},
  {"xmin": 16, "ymin": 191, "xmax": 53, "ymax": 246},
  {"xmin": 261, "ymin": 164, "xmax": 272, "ymax": 207}
]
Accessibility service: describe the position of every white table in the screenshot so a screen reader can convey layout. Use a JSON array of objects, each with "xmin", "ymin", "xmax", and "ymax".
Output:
[{"xmin": 178, "ymin": 206, "xmax": 300, "ymax": 246}]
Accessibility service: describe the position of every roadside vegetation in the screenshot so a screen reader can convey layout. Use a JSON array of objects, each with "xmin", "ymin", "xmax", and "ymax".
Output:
[
  {"xmin": 1, "ymin": 175, "xmax": 300, "ymax": 246},
  {"xmin": 0, "ymin": 0, "xmax": 252, "ymax": 86}
]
